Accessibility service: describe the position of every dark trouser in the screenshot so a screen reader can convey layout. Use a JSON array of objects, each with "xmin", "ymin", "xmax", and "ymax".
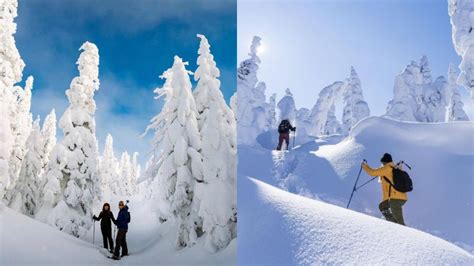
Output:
[
  {"xmin": 114, "ymin": 229, "xmax": 128, "ymax": 257},
  {"xmin": 277, "ymin": 132, "xmax": 290, "ymax": 150},
  {"xmin": 101, "ymin": 228, "xmax": 114, "ymax": 250},
  {"xmin": 379, "ymin": 199, "xmax": 406, "ymax": 225}
]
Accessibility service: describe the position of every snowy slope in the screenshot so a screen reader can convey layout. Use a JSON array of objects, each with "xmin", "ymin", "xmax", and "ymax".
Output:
[
  {"xmin": 0, "ymin": 205, "xmax": 105, "ymax": 265},
  {"xmin": 0, "ymin": 196, "xmax": 235, "ymax": 265},
  {"xmin": 238, "ymin": 177, "xmax": 474, "ymax": 265},
  {"xmin": 239, "ymin": 117, "xmax": 474, "ymax": 252}
]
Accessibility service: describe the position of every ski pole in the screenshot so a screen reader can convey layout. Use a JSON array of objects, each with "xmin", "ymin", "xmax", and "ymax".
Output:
[
  {"xmin": 292, "ymin": 132, "xmax": 296, "ymax": 149},
  {"xmin": 347, "ymin": 159, "xmax": 366, "ymax": 209},
  {"xmin": 401, "ymin": 160, "xmax": 412, "ymax": 170},
  {"xmin": 92, "ymin": 219, "xmax": 96, "ymax": 244},
  {"xmin": 355, "ymin": 176, "xmax": 378, "ymax": 190}
]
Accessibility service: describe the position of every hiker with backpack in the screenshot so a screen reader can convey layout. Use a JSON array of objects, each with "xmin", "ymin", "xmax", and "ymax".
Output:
[
  {"xmin": 93, "ymin": 203, "xmax": 116, "ymax": 253},
  {"xmin": 362, "ymin": 153, "xmax": 412, "ymax": 226},
  {"xmin": 112, "ymin": 200, "xmax": 131, "ymax": 260},
  {"xmin": 277, "ymin": 119, "xmax": 296, "ymax": 150}
]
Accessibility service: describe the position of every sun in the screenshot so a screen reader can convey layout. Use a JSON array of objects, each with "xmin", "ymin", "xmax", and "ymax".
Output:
[{"xmin": 257, "ymin": 43, "xmax": 265, "ymax": 55}]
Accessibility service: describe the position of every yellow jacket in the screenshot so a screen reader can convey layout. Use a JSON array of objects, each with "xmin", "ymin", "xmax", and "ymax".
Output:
[{"xmin": 362, "ymin": 162, "xmax": 407, "ymax": 202}]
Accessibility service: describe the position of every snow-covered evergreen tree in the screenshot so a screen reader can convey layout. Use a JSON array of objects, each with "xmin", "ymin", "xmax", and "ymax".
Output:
[
  {"xmin": 385, "ymin": 56, "xmax": 452, "ymax": 122},
  {"xmin": 119, "ymin": 151, "xmax": 132, "ymax": 196},
  {"xmin": 277, "ymin": 88, "xmax": 297, "ymax": 124},
  {"xmin": 447, "ymin": 64, "xmax": 470, "ymax": 121},
  {"xmin": 324, "ymin": 104, "xmax": 342, "ymax": 135},
  {"xmin": 420, "ymin": 55, "xmax": 433, "ymax": 85},
  {"xmin": 0, "ymin": 0, "xmax": 27, "ymax": 200},
  {"xmin": 100, "ymin": 134, "xmax": 120, "ymax": 197},
  {"xmin": 267, "ymin": 93, "xmax": 277, "ymax": 128},
  {"xmin": 37, "ymin": 42, "xmax": 101, "ymax": 238},
  {"xmin": 8, "ymin": 76, "xmax": 33, "ymax": 197},
  {"xmin": 309, "ymin": 81, "xmax": 345, "ymax": 136},
  {"xmin": 144, "ymin": 56, "xmax": 203, "ymax": 248},
  {"xmin": 41, "ymin": 109, "xmax": 56, "ymax": 169},
  {"xmin": 342, "ymin": 67, "xmax": 370, "ymax": 134},
  {"xmin": 418, "ymin": 76, "xmax": 450, "ymax": 122},
  {"xmin": 192, "ymin": 34, "xmax": 236, "ymax": 251},
  {"xmin": 230, "ymin": 92, "xmax": 237, "ymax": 121},
  {"xmin": 386, "ymin": 60, "xmax": 423, "ymax": 121},
  {"xmin": 237, "ymin": 36, "xmax": 271, "ymax": 145},
  {"xmin": 130, "ymin": 152, "xmax": 140, "ymax": 195},
  {"xmin": 448, "ymin": 0, "xmax": 474, "ymax": 98},
  {"xmin": 9, "ymin": 117, "xmax": 43, "ymax": 216},
  {"xmin": 296, "ymin": 107, "xmax": 312, "ymax": 139}
]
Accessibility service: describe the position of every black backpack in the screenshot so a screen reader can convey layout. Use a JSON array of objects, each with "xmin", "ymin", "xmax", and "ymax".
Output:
[
  {"xmin": 384, "ymin": 167, "xmax": 413, "ymax": 193},
  {"xmin": 278, "ymin": 120, "xmax": 290, "ymax": 133}
]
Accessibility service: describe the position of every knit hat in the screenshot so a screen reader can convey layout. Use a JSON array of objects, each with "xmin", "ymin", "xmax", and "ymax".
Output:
[{"xmin": 380, "ymin": 153, "xmax": 393, "ymax": 163}]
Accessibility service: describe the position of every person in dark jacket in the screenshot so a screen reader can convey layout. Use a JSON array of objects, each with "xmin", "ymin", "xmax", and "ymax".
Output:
[
  {"xmin": 112, "ymin": 200, "xmax": 131, "ymax": 260},
  {"xmin": 277, "ymin": 119, "xmax": 296, "ymax": 150},
  {"xmin": 93, "ymin": 203, "xmax": 116, "ymax": 252}
]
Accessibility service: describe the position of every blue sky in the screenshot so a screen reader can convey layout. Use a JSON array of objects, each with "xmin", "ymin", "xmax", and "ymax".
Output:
[
  {"xmin": 238, "ymin": 0, "xmax": 473, "ymax": 119},
  {"xmin": 16, "ymin": 0, "xmax": 236, "ymax": 164}
]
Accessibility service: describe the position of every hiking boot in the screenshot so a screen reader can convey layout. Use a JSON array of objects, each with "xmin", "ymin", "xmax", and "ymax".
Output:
[
  {"xmin": 121, "ymin": 253, "xmax": 129, "ymax": 257},
  {"xmin": 111, "ymin": 255, "xmax": 121, "ymax": 260}
]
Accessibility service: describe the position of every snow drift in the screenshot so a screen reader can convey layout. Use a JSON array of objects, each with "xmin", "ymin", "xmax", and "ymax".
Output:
[
  {"xmin": 238, "ymin": 177, "xmax": 474, "ymax": 265},
  {"xmin": 0, "ymin": 196, "xmax": 236, "ymax": 265},
  {"xmin": 240, "ymin": 117, "xmax": 474, "ymax": 253}
]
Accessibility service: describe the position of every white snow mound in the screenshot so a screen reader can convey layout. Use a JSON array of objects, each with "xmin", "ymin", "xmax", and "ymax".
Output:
[
  {"xmin": 238, "ymin": 177, "xmax": 474, "ymax": 265},
  {"xmin": 0, "ymin": 205, "xmax": 104, "ymax": 265}
]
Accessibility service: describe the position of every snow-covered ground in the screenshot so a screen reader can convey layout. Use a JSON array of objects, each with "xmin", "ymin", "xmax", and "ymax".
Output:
[
  {"xmin": 0, "ymin": 194, "xmax": 236, "ymax": 265},
  {"xmin": 238, "ymin": 117, "xmax": 474, "ymax": 260},
  {"xmin": 238, "ymin": 177, "xmax": 474, "ymax": 265}
]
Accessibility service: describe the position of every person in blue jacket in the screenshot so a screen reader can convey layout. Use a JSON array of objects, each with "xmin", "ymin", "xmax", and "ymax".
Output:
[{"xmin": 112, "ymin": 200, "xmax": 130, "ymax": 260}]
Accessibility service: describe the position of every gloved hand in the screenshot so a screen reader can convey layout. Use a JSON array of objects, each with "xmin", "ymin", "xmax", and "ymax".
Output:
[{"xmin": 93, "ymin": 215, "xmax": 97, "ymax": 220}]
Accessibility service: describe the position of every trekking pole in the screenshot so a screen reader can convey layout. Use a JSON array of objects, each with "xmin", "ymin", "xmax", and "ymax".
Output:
[
  {"xmin": 92, "ymin": 219, "xmax": 96, "ymax": 244},
  {"xmin": 347, "ymin": 159, "xmax": 366, "ymax": 209},
  {"xmin": 400, "ymin": 160, "xmax": 412, "ymax": 170},
  {"xmin": 355, "ymin": 176, "xmax": 378, "ymax": 190},
  {"xmin": 292, "ymin": 131, "xmax": 296, "ymax": 149}
]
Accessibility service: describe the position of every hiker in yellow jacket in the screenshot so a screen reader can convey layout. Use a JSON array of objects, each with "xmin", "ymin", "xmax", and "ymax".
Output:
[{"xmin": 362, "ymin": 153, "xmax": 407, "ymax": 225}]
